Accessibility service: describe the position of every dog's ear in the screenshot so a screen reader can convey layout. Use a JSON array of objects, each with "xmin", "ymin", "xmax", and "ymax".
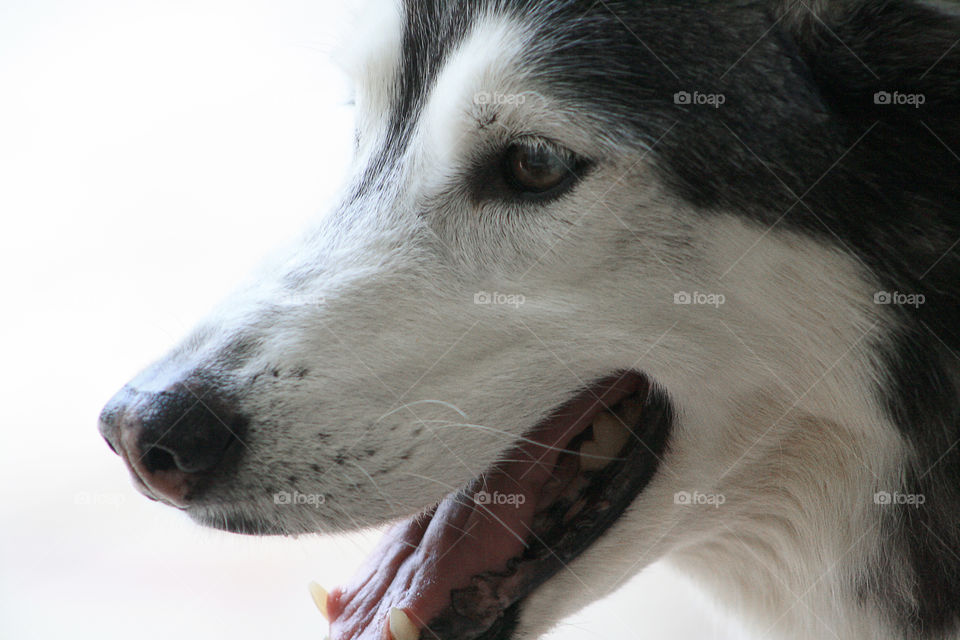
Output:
[{"xmin": 782, "ymin": 0, "xmax": 960, "ymax": 123}]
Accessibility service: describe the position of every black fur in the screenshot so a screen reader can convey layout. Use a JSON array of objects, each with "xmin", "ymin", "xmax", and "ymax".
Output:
[{"xmin": 382, "ymin": 0, "xmax": 960, "ymax": 636}]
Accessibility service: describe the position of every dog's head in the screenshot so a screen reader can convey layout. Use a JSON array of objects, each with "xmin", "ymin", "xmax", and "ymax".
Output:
[{"xmin": 99, "ymin": 1, "xmax": 960, "ymax": 638}]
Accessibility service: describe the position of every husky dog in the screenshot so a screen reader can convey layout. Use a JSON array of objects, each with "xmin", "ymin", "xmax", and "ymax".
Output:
[{"xmin": 98, "ymin": 0, "xmax": 960, "ymax": 638}]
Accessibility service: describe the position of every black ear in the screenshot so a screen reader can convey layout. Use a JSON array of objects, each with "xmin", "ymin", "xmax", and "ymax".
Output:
[
  {"xmin": 787, "ymin": 0, "xmax": 960, "ymax": 124},
  {"xmin": 780, "ymin": 0, "xmax": 960, "ymax": 227}
]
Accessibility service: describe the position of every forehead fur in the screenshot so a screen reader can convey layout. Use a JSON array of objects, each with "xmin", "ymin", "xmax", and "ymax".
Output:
[
  {"xmin": 378, "ymin": 0, "xmax": 956, "ymax": 236},
  {"xmin": 345, "ymin": 0, "xmax": 958, "ymax": 337}
]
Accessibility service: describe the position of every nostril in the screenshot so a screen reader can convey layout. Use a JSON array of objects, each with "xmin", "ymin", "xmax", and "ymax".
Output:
[{"xmin": 141, "ymin": 446, "xmax": 179, "ymax": 474}]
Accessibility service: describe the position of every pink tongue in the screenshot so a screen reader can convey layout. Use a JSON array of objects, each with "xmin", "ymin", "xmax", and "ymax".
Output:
[
  {"xmin": 327, "ymin": 379, "xmax": 635, "ymax": 640},
  {"xmin": 328, "ymin": 449, "xmax": 559, "ymax": 639}
]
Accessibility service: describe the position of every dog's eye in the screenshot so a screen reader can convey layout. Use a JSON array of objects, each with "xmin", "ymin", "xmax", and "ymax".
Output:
[{"xmin": 503, "ymin": 143, "xmax": 579, "ymax": 198}]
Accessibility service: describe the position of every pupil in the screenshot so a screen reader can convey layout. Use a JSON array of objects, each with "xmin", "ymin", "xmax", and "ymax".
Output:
[{"xmin": 520, "ymin": 148, "xmax": 561, "ymax": 185}]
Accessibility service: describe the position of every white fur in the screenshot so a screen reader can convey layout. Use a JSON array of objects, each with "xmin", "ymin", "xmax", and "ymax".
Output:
[
  {"xmin": 142, "ymin": 8, "xmax": 918, "ymax": 639},
  {"xmin": 334, "ymin": 0, "xmax": 405, "ymax": 148}
]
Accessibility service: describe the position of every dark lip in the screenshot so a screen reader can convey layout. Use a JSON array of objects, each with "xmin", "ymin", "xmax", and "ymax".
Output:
[{"xmin": 423, "ymin": 379, "xmax": 674, "ymax": 639}]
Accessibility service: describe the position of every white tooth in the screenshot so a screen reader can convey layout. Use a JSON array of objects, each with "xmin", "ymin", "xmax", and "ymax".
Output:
[
  {"xmin": 592, "ymin": 411, "xmax": 631, "ymax": 454},
  {"xmin": 389, "ymin": 607, "xmax": 420, "ymax": 640},
  {"xmin": 308, "ymin": 582, "xmax": 330, "ymax": 621},
  {"xmin": 579, "ymin": 411, "xmax": 631, "ymax": 471}
]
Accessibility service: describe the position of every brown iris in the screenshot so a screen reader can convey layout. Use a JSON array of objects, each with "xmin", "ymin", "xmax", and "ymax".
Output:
[{"xmin": 504, "ymin": 143, "xmax": 573, "ymax": 195}]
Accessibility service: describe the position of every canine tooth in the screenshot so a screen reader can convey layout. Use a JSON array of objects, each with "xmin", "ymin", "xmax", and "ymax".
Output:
[
  {"xmin": 308, "ymin": 582, "xmax": 330, "ymax": 621},
  {"xmin": 389, "ymin": 607, "xmax": 420, "ymax": 640},
  {"xmin": 578, "ymin": 411, "xmax": 631, "ymax": 471}
]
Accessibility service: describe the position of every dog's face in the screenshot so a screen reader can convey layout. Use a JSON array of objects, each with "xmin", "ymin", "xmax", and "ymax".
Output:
[{"xmin": 99, "ymin": 1, "xmax": 960, "ymax": 638}]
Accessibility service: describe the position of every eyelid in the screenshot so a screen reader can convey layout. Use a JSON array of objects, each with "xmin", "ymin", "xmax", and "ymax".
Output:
[
  {"xmin": 511, "ymin": 138, "xmax": 579, "ymax": 175},
  {"xmin": 514, "ymin": 137, "xmax": 594, "ymax": 177},
  {"xmin": 512, "ymin": 137, "xmax": 573, "ymax": 159}
]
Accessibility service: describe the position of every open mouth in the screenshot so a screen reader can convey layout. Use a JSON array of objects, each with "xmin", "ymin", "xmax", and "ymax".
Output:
[{"xmin": 323, "ymin": 371, "xmax": 673, "ymax": 640}]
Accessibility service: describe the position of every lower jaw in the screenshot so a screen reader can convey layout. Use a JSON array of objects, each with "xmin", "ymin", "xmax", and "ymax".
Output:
[
  {"xmin": 191, "ymin": 372, "xmax": 675, "ymax": 640},
  {"xmin": 324, "ymin": 372, "xmax": 675, "ymax": 640}
]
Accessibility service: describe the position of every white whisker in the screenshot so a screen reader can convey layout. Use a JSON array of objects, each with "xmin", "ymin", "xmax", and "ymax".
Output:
[{"xmin": 376, "ymin": 399, "xmax": 468, "ymax": 422}]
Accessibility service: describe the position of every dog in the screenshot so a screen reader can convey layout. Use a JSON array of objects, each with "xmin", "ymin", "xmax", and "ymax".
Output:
[{"xmin": 98, "ymin": 0, "xmax": 960, "ymax": 638}]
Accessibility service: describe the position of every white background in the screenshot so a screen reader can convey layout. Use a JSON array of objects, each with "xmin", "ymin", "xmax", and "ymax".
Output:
[{"xmin": 0, "ymin": 2, "xmax": 750, "ymax": 638}]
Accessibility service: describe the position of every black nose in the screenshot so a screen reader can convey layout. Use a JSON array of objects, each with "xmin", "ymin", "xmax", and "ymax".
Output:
[{"xmin": 99, "ymin": 381, "xmax": 247, "ymax": 507}]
